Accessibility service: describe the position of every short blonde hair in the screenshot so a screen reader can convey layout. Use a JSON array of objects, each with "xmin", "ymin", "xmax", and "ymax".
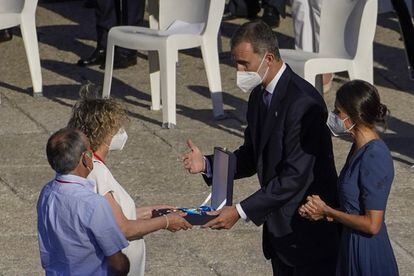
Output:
[{"xmin": 67, "ymin": 84, "xmax": 129, "ymax": 152}]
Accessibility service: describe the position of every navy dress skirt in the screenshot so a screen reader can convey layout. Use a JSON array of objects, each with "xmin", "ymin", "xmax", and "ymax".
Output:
[{"xmin": 336, "ymin": 139, "xmax": 399, "ymax": 276}]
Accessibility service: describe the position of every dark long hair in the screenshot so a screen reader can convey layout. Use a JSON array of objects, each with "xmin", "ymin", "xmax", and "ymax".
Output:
[{"xmin": 336, "ymin": 80, "xmax": 389, "ymax": 129}]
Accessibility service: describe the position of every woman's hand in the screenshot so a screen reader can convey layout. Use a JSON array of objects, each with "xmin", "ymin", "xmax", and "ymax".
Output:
[
  {"xmin": 299, "ymin": 195, "xmax": 332, "ymax": 221},
  {"xmin": 136, "ymin": 205, "xmax": 175, "ymax": 220},
  {"xmin": 165, "ymin": 212, "xmax": 193, "ymax": 232}
]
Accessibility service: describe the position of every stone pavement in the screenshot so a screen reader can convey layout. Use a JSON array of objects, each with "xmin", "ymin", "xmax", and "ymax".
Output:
[{"xmin": 0, "ymin": 1, "xmax": 413, "ymax": 275}]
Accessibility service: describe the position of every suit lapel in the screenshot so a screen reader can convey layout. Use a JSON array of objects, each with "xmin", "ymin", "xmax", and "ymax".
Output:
[
  {"xmin": 249, "ymin": 86, "xmax": 263, "ymax": 153},
  {"xmin": 259, "ymin": 66, "xmax": 292, "ymax": 154}
]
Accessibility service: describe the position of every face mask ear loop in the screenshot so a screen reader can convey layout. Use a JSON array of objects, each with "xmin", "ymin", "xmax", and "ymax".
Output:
[
  {"xmin": 257, "ymin": 52, "xmax": 268, "ymax": 73},
  {"xmin": 343, "ymin": 117, "xmax": 356, "ymax": 132},
  {"xmin": 257, "ymin": 53, "xmax": 270, "ymax": 84},
  {"xmin": 261, "ymin": 66, "xmax": 270, "ymax": 83},
  {"xmin": 347, "ymin": 123, "xmax": 356, "ymax": 132}
]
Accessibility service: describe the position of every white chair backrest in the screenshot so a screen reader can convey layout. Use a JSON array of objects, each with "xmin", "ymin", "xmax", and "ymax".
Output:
[
  {"xmin": 347, "ymin": 0, "xmax": 377, "ymax": 60},
  {"xmin": 318, "ymin": 0, "xmax": 377, "ymax": 58},
  {"xmin": 0, "ymin": 0, "xmax": 24, "ymax": 14},
  {"xmin": 149, "ymin": 0, "xmax": 224, "ymax": 37},
  {"xmin": 202, "ymin": 0, "xmax": 225, "ymax": 37},
  {"xmin": 0, "ymin": 0, "xmax": 38, "ymax": 29},
  {"xmin": 158, "ymin": 0, "xmax": 209, "ymax": 30},
  {"xmin": 22, "ymin": 0, "xmax": 38, "ymax": 16}
]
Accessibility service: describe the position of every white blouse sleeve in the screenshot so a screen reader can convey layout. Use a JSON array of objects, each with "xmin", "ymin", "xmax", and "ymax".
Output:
[{"xmin": 89, "ymin": 161, "xmax": 115, "ymax": 196}]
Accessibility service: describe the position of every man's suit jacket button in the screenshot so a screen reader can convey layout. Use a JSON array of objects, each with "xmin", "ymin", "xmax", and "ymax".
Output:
[{"xmin": 275, "ymin": 111, "xmax": 278, "ymax": 117}]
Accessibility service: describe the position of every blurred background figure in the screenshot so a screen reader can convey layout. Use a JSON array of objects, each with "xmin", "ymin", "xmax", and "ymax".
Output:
[
  {"xmin": 390, "ymin": 0, "xmax": 414, "ymax": 79},
  {"xmin": 223, "ymin": 0, "xmax": 261, "ymax": 20},
  {"xmin": 77, "ymin": 0, "xmax": 145, "ymax": 69},
  {"xmin": 291, "ymin": 0, "xmax": 321, "ymax": 53},
  {"xmin": 223, "ymin": 0, "xmax": 287, "ymax": 28},
  {"xmin": 261, "ymin": 0, "xmax": 287, "ymax": 27},
  {"xmin": 291, "ymin": 0, "xmax": 333, "ymax": 92},
  {"xmin": 83, "ymin": 0, "xmax": 96, "ymax": 8}
]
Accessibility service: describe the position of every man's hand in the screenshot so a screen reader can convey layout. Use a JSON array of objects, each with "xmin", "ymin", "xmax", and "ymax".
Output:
[
  {"xmin": 107, "ymin": 251, "xmax": 130, "ymax": 276},
  {"xmin": 182, "ymin": 139, "xmax": 205, "ymax": 174},
  {"xmin": 202, "ymin": 206, "xmax": 240, "ymax": 230}
]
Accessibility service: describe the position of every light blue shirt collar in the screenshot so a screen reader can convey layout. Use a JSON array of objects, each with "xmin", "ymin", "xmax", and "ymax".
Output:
[{"xmin": 55, "ymin": 173, "xmax": 96, "ymax": 191}]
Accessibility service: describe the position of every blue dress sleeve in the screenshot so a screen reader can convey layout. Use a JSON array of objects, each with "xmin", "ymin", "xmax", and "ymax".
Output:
[{"xmin": 359, "ymin": 144, "xmax": 394, "ymax": 211}]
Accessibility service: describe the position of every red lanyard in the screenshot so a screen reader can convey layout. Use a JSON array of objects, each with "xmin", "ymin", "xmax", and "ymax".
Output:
[
  {"xmin": 56, "ymin": 178, "xmax": 81, "ymax": 184},
  {"xmin": 93, "ymin": 152, "xmax": 105, "ymax": 164}
]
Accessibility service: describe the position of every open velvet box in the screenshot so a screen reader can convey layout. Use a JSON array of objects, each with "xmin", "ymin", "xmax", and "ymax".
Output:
[{"xmin": 152, "ymin": 147, "xmax": 236, "ymax": 225}]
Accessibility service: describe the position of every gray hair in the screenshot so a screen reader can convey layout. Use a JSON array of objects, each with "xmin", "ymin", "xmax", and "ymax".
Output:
[
  {"xmin": 230, "ymin": 20, "xmax": 280, "ymax": 59},
  {"xmin": 46, "ymin": 128, "xmax": 88, "ymax": 174}
]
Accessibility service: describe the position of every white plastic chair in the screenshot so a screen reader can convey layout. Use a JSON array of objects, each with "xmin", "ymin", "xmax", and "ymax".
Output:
[
  {"xmin": 102, "ymin": 0, "xmax": 225, "ymax": 128},
  {"xmin": 0, "ymin": 0, "xmax": 42, "ymax": 100},
  {"xmin": 280, "ymin": 0, "xmax": 378, "ymax": 92}
]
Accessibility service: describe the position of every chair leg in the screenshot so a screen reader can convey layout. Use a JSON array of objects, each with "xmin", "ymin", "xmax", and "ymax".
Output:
[
  {"xmin": 159, "ymin": 48, "xmax": 177, "ymax": 128},
  {"xmin": 315, "ymin": 75, "xmax": 323, "ymax": 94},
  {"xmin": 20, "ymin": 16, "xmax": 42, "ymax": 96},
  {"xmin": 201, "ymin": 38, "xmax": 225, "ymax": 119},
  {"xmin": 102, "ymin": 41, "xmax": 116, "ymax": 98},
  {"xmin": 148, "ymin": 50, "xmax": 161, "ymax": 110}
]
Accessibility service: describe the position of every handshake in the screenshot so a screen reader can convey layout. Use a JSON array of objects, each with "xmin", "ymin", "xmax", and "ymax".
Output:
[
  {"xmin": 141, "ymin": 138, "xmax": 239, "ymax": 233},
  {"xmin": 136, "ymin": 205, "xmax": 193, "ymax": 232}
]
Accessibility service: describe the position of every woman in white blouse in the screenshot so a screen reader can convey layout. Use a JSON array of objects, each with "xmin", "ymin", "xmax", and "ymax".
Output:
[{"xmin": 68, "ymin": 88, "xmax": 191, "ymax": 275}]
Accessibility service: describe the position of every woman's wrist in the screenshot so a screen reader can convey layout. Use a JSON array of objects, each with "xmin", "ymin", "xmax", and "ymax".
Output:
[
  {"xmin": 163, "ymin": 214, "xmax": 169, "ymax": 230},
  {"xmin": 323, "ymin": 205, "xmax": 334, "ymax": 218}
]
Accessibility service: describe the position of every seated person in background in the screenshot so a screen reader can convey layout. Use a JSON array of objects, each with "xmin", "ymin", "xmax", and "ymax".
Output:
[
  {"xmin": 37, "ymin": 128, "xmax": 130, "ymax": 275},
  {"xmin": 299, "ymin": 80, "xmax": 399, "ymax": 276},
  {"xmin": 291, "ymin": 0, "xmax": 333, "ymax": 92},
  {"xmin": 76, "ymin": 0, "xmax": 143, "ymax": 68},
  {"xmin": 67, "ymin": 86, "xmax": 192, "ymax": 276}
]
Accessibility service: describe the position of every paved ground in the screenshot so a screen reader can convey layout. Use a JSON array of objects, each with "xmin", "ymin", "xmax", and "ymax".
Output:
[{"xmin": 1, "ymin": 1, "xmax": 413, "ymax": 275}]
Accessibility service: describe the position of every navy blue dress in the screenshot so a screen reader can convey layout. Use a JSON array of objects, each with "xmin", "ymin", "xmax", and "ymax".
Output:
[{"xmin": 336, "ymin": 139, "xmax": 399, "ymax": 276}]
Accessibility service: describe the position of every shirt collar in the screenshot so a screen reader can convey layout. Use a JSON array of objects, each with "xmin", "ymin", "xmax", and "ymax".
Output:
[
  {"xmin": 264, "ymin": 62, "xmax": 286, "ymax": 95},
  {"xmin": 55, "ymin": 173, "xmax": 96, "ymax": 191}
]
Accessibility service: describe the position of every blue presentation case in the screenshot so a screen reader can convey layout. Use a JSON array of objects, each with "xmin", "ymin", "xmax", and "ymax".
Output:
[{"xmin": 153, "ymin": 147, "xmax": 236, "ymax": 225}]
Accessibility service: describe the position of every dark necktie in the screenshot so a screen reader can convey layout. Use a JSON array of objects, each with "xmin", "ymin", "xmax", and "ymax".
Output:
[
  {"xmin": 259, "ymin": 88, "xmax": 269, "ymax": 131},
  {"xmin": 263, "ymin": 89, "xmax": 272, "ymax": 109}
]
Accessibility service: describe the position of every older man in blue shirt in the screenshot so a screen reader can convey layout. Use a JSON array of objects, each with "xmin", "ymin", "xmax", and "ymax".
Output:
[{"xmin": 37, "ymin": 128, "xmax": 130, "ymax": 275}]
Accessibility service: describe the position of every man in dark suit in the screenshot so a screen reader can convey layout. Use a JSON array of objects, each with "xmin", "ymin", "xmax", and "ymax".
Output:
[
  {"xmin": 223, "ymin": 0, "xmax": 286, "ymax": 28},
  {"xmin": 182, "ymin": 21, "xmax": 339, "ymax": 275},
  {"xmin": 77, "ymin": 0, "xmax": 145, "ymax": 68}
]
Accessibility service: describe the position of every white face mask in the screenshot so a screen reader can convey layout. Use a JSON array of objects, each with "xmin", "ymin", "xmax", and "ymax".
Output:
[
  {"xmin": 326, "ymin": 111, "xmax": 355, "ymax": 136},
  {"xmin": 108, "ymin": 128, "xmax": 128, "ymax": 151},
  {"xmin": 236, "ymin": 53, "xmax": 269, "ymax": 93}
]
